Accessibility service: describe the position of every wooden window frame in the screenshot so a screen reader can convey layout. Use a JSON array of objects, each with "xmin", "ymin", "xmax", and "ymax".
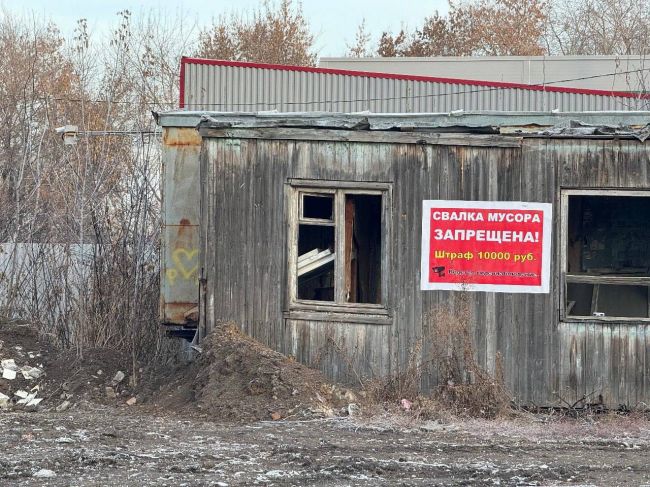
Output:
[
  {"xmin": 285, "ymin": 179, "xmax": 392, "ymax": 324},
  {"xmin": 560, "ymin": 188, "xmax": 650, "ymax": 323},
  {"xmin": 300, "ymin": 192, "xmax": 335, "ymax": 224}
]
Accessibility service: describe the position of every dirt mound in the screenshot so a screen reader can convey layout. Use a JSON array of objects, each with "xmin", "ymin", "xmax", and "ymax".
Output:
[
  {"xmin": 146, "ymin": 323, "xmax": 351, "ymax": 422},
  {"xmin": 0, "ymin": 321, "xmax": 136, "ymax": 411},
  {"xmin": 44, "ymin": 347, "xmax": 134, "ymax": 404},
  {"xmin": 1, "ymin": 320, "xmax": 356, "ymax": 422}
]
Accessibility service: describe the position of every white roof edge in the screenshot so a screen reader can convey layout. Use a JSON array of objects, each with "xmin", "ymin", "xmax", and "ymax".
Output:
[
  {"xmin": 155, "ymin": 110, "xmax": 650, "ymax": 129},
  {"xmin": 320, "ymin": 55, "xmax": 650, "ymax": 62}
]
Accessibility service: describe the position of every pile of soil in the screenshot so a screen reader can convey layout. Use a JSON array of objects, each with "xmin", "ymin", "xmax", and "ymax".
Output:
[
  {"xmin": 144, "ymin": 323, "xmax": 351, "ymax": 422},
  {"xmin": 0, "ymin": 321, "xmax": 135, "ymax": 411},
  {"xmin": 45, "ymin": 347, "xmax": 134, "ymax": 404},
  {"xmin": 1, "ymin": 320, "xmax": 355, "ymax": 422}
]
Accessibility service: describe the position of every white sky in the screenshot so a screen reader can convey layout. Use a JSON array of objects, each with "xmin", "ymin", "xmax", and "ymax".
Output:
[{"xmin": 5, "ymin": 0, "xmax": 449, "ymax": 57}]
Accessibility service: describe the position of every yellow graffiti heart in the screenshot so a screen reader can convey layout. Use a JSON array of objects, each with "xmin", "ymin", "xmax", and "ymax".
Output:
[{"xmin": 171, "ymin": 248, "xmax": 198, "ymax": 280}]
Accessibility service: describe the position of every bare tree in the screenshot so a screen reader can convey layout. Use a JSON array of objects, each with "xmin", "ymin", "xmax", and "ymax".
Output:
[
  {"xmin": 0, "ymin": 9, "xmax": 192, "ymax": 373},
  {"xmin": 375, "ymin": 0, "xmax": 549, "ymax": 57},
  {"xmin": 347, "ymin": 19, "xmax": 372, "ymax": 57},
  {"xmin": 547, "ymin": 0, "xmax": 650, "ymax": 55},
  {"xmin": 197, "ymin": 0, "xmax": 317, "ymax": 66}
]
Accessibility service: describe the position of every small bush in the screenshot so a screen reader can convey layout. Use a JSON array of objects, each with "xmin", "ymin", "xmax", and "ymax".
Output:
[{"xmin": 426, "ymin": 292, "xmax": 511, "ymax": 418}]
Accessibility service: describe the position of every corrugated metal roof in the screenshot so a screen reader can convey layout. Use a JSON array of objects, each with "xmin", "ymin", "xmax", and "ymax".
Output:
[{"xmin": 180, "ymin": 58, "xmax": 650, "ymax": 113}]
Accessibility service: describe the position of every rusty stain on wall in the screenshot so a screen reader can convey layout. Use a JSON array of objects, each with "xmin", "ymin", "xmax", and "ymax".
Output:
[
  {"xmin": 163, "ymin": 127, "xmax": 202, "ymax": 146},
  {"xmin": 160, "ymin": 126, "xmax": 202, "ymax": 324}
]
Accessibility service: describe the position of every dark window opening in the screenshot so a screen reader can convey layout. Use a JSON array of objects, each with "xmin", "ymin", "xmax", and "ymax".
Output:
[
  {"xmin": 567, "ymin": 196, "xmax": 650, "ymax": 275},
  {"xmin": 565, "ymin": 194, "xmax": 650, "ymax": 319},
  {"xmin": 298, "ymin": 225, "xmax": 334, "ymax": 301},
  {"xmin": 567, "ymin": 283, "xmax": 650, "ymax": 318},
  {"xmin": 344, "ymin": 194, "xmax": 382, "ymax": 304},
  {"xmin": 302, "ymin": 194, "xmax": 334, "ymax": 220}
]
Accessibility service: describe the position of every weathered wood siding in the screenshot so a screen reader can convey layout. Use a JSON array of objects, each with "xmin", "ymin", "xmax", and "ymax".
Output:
[
  {"xmin": 554, "ymin": 139, "xmax": 650, "ymax": 407},
  {"xmin": 199, "ymin": 132, "xmax": 650, "ymax": 407}
]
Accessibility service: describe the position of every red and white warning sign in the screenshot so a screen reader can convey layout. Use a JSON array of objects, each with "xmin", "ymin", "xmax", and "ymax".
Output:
[{"xmin": 420, "ymin": 200, "xmax": 552, "ymax": 293}]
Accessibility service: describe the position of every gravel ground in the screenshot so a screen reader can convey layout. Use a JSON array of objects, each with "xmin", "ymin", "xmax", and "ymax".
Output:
[{"xmin": 2, "ymin": 406, "xmax": 650, "ymax": 486}]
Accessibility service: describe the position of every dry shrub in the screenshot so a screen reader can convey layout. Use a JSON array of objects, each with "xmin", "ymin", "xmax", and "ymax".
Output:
[
  {"xmin": 0, "ymin": 11, "xmax": 194, "ymax": 374},
  {"xmin": 427, "ymin": 292, "xmax": 512, "ymax": 418},
  {"xmin": 361, "ymin": 292, "xmax": 512, "ymax": 419},
  {"xmin": 310, "ymin": 293, "xmax": 513, "ymax": 419},
  {"xmin": 365, "ymin": 339, "xmax": 423, "ymax": 404},
  {"xmin": 312, "ymin": 328, "xmax": 425, "ymax": 406}
]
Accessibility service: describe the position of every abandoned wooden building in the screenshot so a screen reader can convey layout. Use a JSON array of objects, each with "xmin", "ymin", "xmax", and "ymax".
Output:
[{"xmin": 156, "ymin": 110, "xmax": 650, "ymax": 408}]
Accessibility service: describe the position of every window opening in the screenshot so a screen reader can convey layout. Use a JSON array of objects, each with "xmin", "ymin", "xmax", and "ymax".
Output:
[
  {"xmin": 302, "ymin": 194, "xmax": 334, "ymax": 221},
  {"xmin": 290, "ymin": 183, "xmax": 389, "ymax": 312},
  {"xmin": 297, "ymin": 225, "xmax": 335, "ymax": 301},
  {"xmin": 564, "ymin": 193, "xmax": 650, "ymax": 320},
  {"xmin": 344, "ymin": 194, "xmax": 382, "ymax": 304}
]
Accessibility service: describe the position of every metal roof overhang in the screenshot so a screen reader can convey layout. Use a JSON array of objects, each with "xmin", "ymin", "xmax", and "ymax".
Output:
[{"xmin": 155, "ymin": 110, "xmax": 650, "ymax": 131}]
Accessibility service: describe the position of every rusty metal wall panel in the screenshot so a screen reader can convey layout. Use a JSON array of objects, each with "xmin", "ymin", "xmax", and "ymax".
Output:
[
  {"xmin": 183, "ymin": 61, "xmax": 644, "ymax": 113},
  {"xmin": 160, "ymin": 127, "xmax": 201, "ymax": 324}
]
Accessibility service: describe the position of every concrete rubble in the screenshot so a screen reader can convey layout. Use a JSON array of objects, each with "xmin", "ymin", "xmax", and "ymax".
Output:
[
  {"xmin": 15, "ymin": 387, "xmax": 43, "ymax": 408},
  {"xmin": 2, "ymin": 367, "xmax": 16, "ymax": 380},
  {"xmin": 32, "ymin": 469, "xmax": 56, "ymax": 478},
  {"xmin": 21, "ymin": 365, "xmax": 44, "ymax": 379},
  {"xmin": 1, "ymin": 353, "xmax": 45, "ymax": 409},
  {"xmin": 56, "ymin": 400, "xmax": 72, "ymax": 412},
  {"xmin": 1, "ymin": 358, "xmax": 18, "ymax": 380}
]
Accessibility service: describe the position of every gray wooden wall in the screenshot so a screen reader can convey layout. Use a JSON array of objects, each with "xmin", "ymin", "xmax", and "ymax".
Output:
[{"xmin": 199, "ymin": 131, "xmax": 650, "ymax": 408}]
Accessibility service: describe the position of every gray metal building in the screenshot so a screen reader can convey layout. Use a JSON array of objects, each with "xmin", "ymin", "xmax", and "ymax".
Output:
[
  {"xmin": 320, "ymin": 55, "xmax": 650, "ymax": 92},
  {"xmin": 180, "ymin": 57, "xmax": 649, "ymax": 113}
]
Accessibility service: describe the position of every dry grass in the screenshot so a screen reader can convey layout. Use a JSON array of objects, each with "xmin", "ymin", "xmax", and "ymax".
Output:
[
  {"xmin": 425, "ymin": 292, "xmax": 512, "ymax": 418},
  {"xmin": 312, "ymin": 292, "xmax": 514, "ymax": 420}
]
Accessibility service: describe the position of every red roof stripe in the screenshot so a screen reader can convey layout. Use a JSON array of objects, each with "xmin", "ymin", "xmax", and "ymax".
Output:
[{"xmin": 179, "ymin": 56, "xmax": 647, "ymax": 107}]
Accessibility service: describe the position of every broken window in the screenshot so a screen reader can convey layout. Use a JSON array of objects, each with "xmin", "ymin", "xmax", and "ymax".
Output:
[
  {"xmin": 562, "ymin": 191, "xmax": 650, "ymax": 320},
  {"xmin": 298, "ymin": 224, "xmax": 335, "ymax": 301},
  {"xmin": 344, "ymin": 194, "xmax": 382, "ymax": 304},
  {"xmin": 290, "ymin": 182, "xmax": 389, "ymax": 312}
]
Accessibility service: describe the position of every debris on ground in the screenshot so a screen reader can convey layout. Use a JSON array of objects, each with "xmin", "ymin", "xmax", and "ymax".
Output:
[
  {"xmin": 1, "ymin": 320, "xmax": 360, "ymax": 423},
  {"xmin": 0, "ymin": 391, "xmax": 9, "ymax": 408},
  {"xmin": 32, "ymin": 468, "xmax": 56, "ymax": 478},
  {"xmin": 2, "ymin": 408, "xmax": 650, "ymax": 486},
  {"xmin": 0, "ymin": 323, "xmax": 48, "ymax": 411},
  {"xmin": 0, "ymin": 321, "xmax": 136, "ymax": 413},
  {"xmin": 55, "ymin": 400, "xmax": 71, "ymax": 412}
]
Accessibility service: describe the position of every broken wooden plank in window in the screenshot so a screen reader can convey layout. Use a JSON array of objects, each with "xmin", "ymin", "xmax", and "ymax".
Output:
[{"xmin": 297, "ymin": 248, "xmax": 335, "ymax": 277}]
